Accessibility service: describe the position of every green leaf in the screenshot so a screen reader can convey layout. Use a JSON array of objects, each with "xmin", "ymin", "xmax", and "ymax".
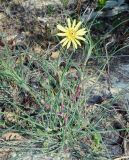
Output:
[
  {"xmin": 98, "ymin": 0, "xmax": 107, "ymax": 6},
  {"xmin": 93, "ymin": 132, "xmax": 102, "ymax": 145}
]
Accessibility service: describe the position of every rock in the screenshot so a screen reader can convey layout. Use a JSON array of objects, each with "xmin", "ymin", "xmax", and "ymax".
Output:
[
  {"xmin": 87, "ymin": 95, "xmax": 103, "ymax": 105},
  {"xmin": 104, "ymin": 0, "xmax": 125, "ymax": 9},
  {"xmin": 9, "ymin": 150, "xmax": 71, "ymax": 160},
  {"xmin": 82, "ymin": 0, "xmax": 129, "ymax": 21},
  {"xmin": 0, "ymin": 12, "xmax": 6, "ymax": 20},
  {"xmin": 68, "ymin": 0, "xmax": 77, "ymax": 7},
  {"xmin": 106, "ymin": 145, "xmax": 123, "ymax": 157},
  {"xmin": 0, "ymin": 12, "xmax": 7, "ymax": 26},
  {"xmin": 110, "ymin": 60, "xmax": 129, "ymax": 96},
  {"xmin": 22, "ymin": 0, "xmax": 63, "ymax": 10}
]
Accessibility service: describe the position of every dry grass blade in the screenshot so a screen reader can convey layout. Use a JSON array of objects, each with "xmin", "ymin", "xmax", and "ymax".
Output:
[
  {"xmin": 2, "ymin": 132, "xmax": 24, "ymax": 141},
  {"xmin": 114, "ymin": 155, "xmax": 129, "ymax": 160}
]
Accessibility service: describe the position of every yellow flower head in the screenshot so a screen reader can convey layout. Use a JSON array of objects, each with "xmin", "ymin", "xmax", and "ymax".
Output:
[{"xmin": 57, "ymin": 18, "xmax": 86, "ymax": 49}]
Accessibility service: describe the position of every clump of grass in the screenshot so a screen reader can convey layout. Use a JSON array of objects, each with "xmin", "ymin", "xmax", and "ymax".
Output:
[
  {"xmin": 60, "ymin": 0, "xmax": 69, "ymax": 8},
  {"xmin": 0, "ymin": 25, "xmax": 98, "ymax": 157},
  {"xmin": 1, "ymin": 11, "xmax": 129, "ymax": 159}
]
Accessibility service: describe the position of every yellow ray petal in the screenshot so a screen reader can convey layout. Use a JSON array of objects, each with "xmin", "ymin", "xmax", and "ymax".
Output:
[
  {"xmin": 76, "ymin": 28, "xmax": 87, "ymax": 36},
  {"xmin": 72, "ymin": 40, "xmax": 78, "ymax": 49},
  {"xmin": 57, "ymin": 33, "xmax": 66, "ymax": 36},
  {"xmin": 67, "ymin": 18, "xmax": 71, "ymax": 28},
  {"xmin": 72, "ymin": 19, "xmax": 76, "ymax": 28},
  {"xmin": 75, "ymin": 39, "xmax": 81, "ymax": 46},
  {"xmin": 60, "ymin": 37, "xmax": 67, "ymax": 44},
  {"xmin": 67, "ymin": 41, "xmax": 71, "ymax": 49},
  {"xmin": 76, "ymin": 36, "xmax": 86, "ymax": 41},
  {"xmin": 57, "ymin": 24, "xmax": 67, "ymax": 32},
  {"xmin": 62, "ymin": 39, "xmax": 69, "ymax": 47},
  {"xmin": 74, "ymin": 21, "xmax": 82, "ymax": 31}
]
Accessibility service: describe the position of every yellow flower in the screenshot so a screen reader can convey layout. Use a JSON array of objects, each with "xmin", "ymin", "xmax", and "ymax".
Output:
[{"xmin": 57, "ymin": 18, "xmax": 86, "ymax": 49}]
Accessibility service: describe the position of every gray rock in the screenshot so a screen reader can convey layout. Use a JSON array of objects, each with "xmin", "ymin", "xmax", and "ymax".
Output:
[
  {"xmin": 9, "ymin": 150, "xmax": 71, "ymax": 160},
  {"xmin": 106, "ymin": 145, "xmax": 123, "ymax": 157},
  {"xmin": 104, "ymin": 0, "xmax": 125, "ymax": 9},
  {"xmin": 22, "ymin": 0, "xmax": 63, "ymax": 10}
]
